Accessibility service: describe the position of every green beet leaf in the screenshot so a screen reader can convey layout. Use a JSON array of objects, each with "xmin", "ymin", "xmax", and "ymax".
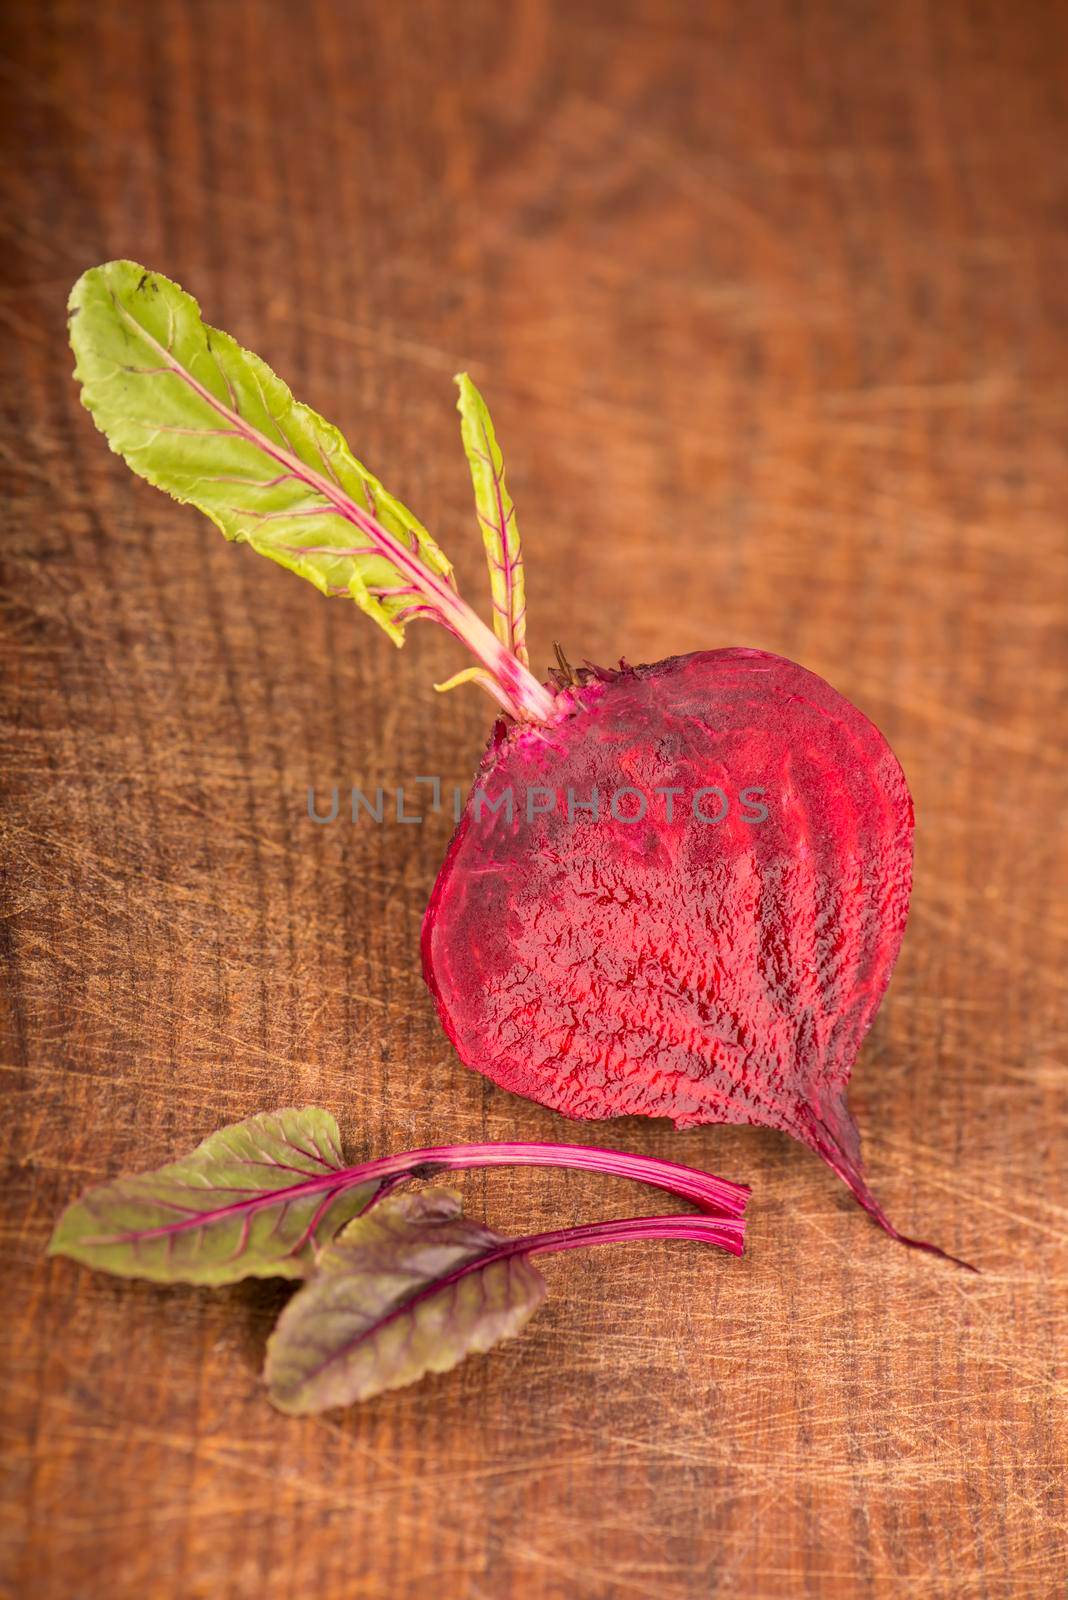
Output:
[
  {"xmin": 454, "ymin": 371, "xmax": 529, "ymax": 665},
  {"xmin": 69, "ymin": 260, "xmax": 453, "ymax": 644},
  {"xmin": 48, "ymin": 1108, "xmax": 379, "ymax": 1285},
  {"xmin": 264, "ymin": 1189, "xmax": 546, "ymax": 1413}
]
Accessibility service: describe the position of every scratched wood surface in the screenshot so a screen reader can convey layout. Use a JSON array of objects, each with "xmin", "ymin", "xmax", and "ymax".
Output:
[{"xmin": 2, "ymin": 1, "xmax": 1066, "ymax": 1596}]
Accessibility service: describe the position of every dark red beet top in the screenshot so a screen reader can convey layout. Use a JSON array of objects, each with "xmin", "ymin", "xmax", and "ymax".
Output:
[{"xmin": 424, "ymin": 649, "xmax": 965, "ymax": 1263}]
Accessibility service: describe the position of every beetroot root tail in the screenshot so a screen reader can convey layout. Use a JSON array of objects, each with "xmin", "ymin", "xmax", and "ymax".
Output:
[{"xmin": 802, "ymin": 1108, "xmax": 978, "ymax": 1272}]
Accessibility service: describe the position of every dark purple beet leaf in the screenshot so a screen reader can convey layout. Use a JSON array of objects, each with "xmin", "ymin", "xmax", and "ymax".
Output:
[{"xmin": 265, "ymin": 1188, "xmax": 744, "ymax": 1413}]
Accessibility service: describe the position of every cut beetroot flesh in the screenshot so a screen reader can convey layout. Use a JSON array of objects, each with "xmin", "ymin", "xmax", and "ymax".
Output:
[{"xmin": 423, "ymin": 648, "xmax": 967, "ymax": 1264}]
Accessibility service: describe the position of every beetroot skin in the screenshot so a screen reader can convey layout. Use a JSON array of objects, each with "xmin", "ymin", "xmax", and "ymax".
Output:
[{"xmin": 424, "ymin": 648, "xmax": 962, "ymax": 1262}]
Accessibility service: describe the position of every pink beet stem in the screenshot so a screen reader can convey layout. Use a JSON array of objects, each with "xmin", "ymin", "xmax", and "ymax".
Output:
[{"xmin": 358, "ymin": 1141, "xmax": 749, "ymax": 1219}]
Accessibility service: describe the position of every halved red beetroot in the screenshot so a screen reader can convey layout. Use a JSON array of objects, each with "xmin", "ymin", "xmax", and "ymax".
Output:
[{"xmin": 424, "ymin": 648, "xmax": 962, "ymax": 1263}]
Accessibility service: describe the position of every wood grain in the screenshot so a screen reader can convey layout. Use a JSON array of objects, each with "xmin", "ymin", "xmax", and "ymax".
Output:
[{"xmin": 1, "ymin": 1, "xmax": 1065, "ymax": 1596}]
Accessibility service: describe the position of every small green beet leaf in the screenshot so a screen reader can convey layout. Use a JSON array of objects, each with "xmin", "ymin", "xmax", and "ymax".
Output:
[
  {"xmin": 455, "ymin": 372, "xmax": 529, "ymax": 665},
  {"xmin": 264, "ymin": 1189, "xmax": 546, "ymax": 1413},
  {"xmin": 48, "ymin": 1108, "xmax": 380, "ymax": 1285},
  {"xmin": 69, "ymin": 260, "xmax": 453, "ymax": 645}
]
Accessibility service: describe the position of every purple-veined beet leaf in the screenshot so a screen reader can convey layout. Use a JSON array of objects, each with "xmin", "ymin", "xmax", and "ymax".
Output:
[
  {"xmin": 48, "ymin": 1106, "xmax": 748, "ymax": 1286},
  {"xmin": 46, "ymin": 1108, "xmax": 381, "ymax": 1284},
  {"xmin": 264, "ymin": 1188, "xmax": 745, "ymax": 1413}
]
